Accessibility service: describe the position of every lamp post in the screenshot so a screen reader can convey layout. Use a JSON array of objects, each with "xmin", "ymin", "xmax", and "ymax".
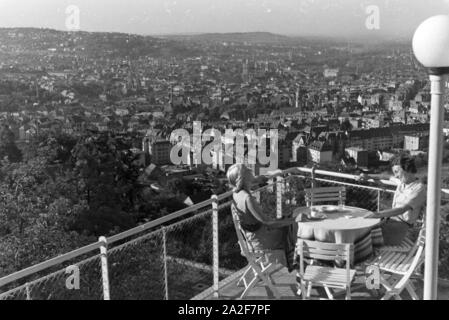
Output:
[{"xmin": 412, "ymin": 15, "xmax": 449, "ymax": 300}]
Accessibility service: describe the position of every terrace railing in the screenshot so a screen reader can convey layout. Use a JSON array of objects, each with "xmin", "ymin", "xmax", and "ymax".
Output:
[{"xmin": 0, "ymin": 167, "xmax": 447, "ymax": 300}]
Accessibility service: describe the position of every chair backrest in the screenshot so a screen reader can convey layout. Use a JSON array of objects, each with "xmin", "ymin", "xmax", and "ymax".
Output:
[
  {"xmin": 304, "ymin": 186, "xmax": 346, "ymax": 207},
  {"xmin": 297, "ymin": 239, "xmax": 353, "ymax": 263},
  {"xmin": 407, "ymin": 216, "xmax": 426, "ymax": 248},
  {"xmin": 416, "ymin": 219, "xmax": 426, "ymax": 248},
  {"xmin": 297, "ymin": 239, "xmax": 354, "ymax": 286},
  {"xmin": 231, "ymin": 203, "xmax": 256, "ymax": 259},
  {"xmin": 397, "ymin": 238, "xmax": 425, "ymax": 284},
  {"xmin": 397, "ymin": 221, "xmax": 426, "ymax": 279}
]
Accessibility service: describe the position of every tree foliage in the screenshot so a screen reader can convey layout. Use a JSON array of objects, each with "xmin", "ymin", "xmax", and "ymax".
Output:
[
  {"xmin": 0, "ymin": 130, "xmax": 145, "ymax": 276},
  {"xmin": 0, "ymin": 125, "xmax": 22, "ymax": 163},
  {"xmin": 70, "ymin": 133, "xmax": 141, "ymax": 234}
]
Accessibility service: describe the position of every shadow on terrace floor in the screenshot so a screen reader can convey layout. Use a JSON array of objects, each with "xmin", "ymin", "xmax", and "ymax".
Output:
[{"xmin": 197, "ymin": 267, "xmax": 449, "ymax": 300}]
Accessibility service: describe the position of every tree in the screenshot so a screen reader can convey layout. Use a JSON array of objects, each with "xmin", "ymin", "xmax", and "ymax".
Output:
[
  {"xmin": 0, "ymin": 128, "xmax": 213, "ymax": 279},
  {"xmin": 0, "ymin": 125, "xmax": 22, "ymax": 163},
  {"xmin": 0, "ymin": 158, "xmax": 93, "ymax": 276},
  {"xmin": 22, "ymin": 129, "xmax": 77, "ymax": 163},
  {"xmin": 340, "ymin": 119, "xmax": 353, "ymax": 132},
  {"xmin": 166, "ymin": 179, "xmax": 188, "ymax": 197},
  {"xmin": 0, "ymin": 130, "xmax": 143, "ymax": 275},
  {"xmin": 70, "ymin": 132, "xmax": 141, "ymax": 235},
  {"xmin": 443, "ymin": 142, "xmax": 449, "ymax": 164}
]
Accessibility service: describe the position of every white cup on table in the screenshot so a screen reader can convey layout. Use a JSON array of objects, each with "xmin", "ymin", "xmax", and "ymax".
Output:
[{"xmin": 310, "ymin": 206, "xmax": 319, "ymax": 218}]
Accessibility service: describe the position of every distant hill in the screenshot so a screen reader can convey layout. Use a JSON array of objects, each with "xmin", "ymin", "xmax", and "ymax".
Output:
[
  {"xmin": 0, "ymin": 27, "xmax": 203, "ymax": 58},
  {"xmin": 163, "ymin": 32, "xmax": 397, "ymax": 47},
  {"xmin": 164, "ymin": 32, "xmax": 293, "ymax": 44}
]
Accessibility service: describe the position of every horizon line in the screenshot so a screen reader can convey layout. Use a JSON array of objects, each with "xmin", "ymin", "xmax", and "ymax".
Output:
[{"xmin": 0, "ymin": 26, "xmax": 412, "ymax": 42}]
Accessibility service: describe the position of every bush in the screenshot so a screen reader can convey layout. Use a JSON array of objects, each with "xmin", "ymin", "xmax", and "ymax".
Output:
[{"xmin": 439, "ymin": 205, "xmax": 449, "ymax": 279}]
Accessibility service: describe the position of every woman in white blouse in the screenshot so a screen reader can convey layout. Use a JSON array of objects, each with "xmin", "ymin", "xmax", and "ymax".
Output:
[{"xmin": 358, "ymin": 154, "xmax": 426, "ymax": 245}]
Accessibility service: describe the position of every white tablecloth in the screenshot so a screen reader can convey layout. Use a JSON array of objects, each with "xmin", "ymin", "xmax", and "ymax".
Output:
[{"xmin": 294, "ymin": 205, "xmax": 381, "ymax": 262}]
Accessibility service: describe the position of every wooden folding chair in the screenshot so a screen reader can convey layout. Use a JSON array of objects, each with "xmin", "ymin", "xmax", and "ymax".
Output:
[
  {"xmin": 378, "ymin": 219, "xmax": 425, "ymax": 254},
  {"xmin": 297, "ymin": 239, "xmax": 356, "ymax": 300},
  {"xmin": 231, "ymin": 205, "xmax": 283, "ymax": 299},
  {"xmin": 304, "ymin": 186, "xmax": 346, "ymax": 207},
  {"xmin": 370, "ymin": 225, "xmax": 426, "ymax": 300}
]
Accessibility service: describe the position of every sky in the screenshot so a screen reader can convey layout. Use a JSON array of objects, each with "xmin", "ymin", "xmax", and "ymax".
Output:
[{"xmin": 0, "ymin": 0, "xmax": 449, "ymax": 38}]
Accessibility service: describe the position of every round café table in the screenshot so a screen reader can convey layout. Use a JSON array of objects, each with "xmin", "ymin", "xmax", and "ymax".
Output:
[{"xmin": 293, "ymin": 205, "xmax": 381, "ymax": 262}]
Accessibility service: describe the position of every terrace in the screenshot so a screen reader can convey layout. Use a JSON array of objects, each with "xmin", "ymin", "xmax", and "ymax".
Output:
[{"xmin": 1, "ymin": 167, "xmax": 449, "ymax": 300}]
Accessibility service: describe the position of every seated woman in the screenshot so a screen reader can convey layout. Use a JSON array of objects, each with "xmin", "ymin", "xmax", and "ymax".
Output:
[
  {"xmin": 227, "ymin": 164, "xmax": 298, "ymax": 270},
  {"xmin": 359, "ymin": 154, "xmax": 426, "ymax": 246}
]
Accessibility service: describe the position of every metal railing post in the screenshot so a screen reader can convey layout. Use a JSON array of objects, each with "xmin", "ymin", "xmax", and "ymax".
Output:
[
  {"xmin": 99, "ymin": 236, "xmax": 110, "ymax": 300},
  {"xmin": 311, "ymin": 166, "xmax": 317, "ymax": 188},
  {"xmin": 161, "ymin": 227, "xmax": 169, "ymax": 300},
  {"xmin": 211, "ymin": 195, "xmax": 219, "ymax": 298},
  {"xmin": 276, "ymin": 176, "xmax": 283, "ymax": 219},
  {"xmin": 377, "ymin": 189, "xmax": 381, "ymax": 212},
  {"xmin": 25, "ymin": 283, "xmax": 31, "ymax": 300},
  {"xmin": 254, "ymin": 189, "xmax": 260, "ymax": 202},
  {"xmin": 268, "ymin": 178, "xmax": 274, "ymax": 192}
]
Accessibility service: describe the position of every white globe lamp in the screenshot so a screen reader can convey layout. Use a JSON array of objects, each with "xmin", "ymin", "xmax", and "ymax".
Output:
[{"xmin": 413, "ymin": 15, "xmax": 449, "ymax": 72}]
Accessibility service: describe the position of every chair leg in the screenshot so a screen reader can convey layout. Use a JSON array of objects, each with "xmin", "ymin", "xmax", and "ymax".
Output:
[
  {"xmin": 381, "ymin": 272, "xmax": 414, "ymax": 300},
  {"xmin": 382, "ymin": 289, "xmax": 401, "ymax": 300},
  {"xmin": 324, "ymin": 286, "xmax": 334, "ymax": 300},
  {"xmin": 258, "ymin": 272, "xmax": 281, "ymax": 299},
  {"xmin": 405, "ymin": 283, "xmax": 419, "ymax": 300},
  {"xmin": 239, "ymin": 260, "xmax": 284, "ymax": 299},
  {"xmin": 301, "ymin": 281, "xmax": 307, "ymax": 300},
  {"xmin": 307, "ymin": 282, "xmax": 312, "ymax": 298},
  {"xmin": 237, "ymin": 266, "xmax": 252, "ymax": 287},
  {"xmin": 268, "ymin": 274, "xmax": 277, "ymax": 287},
  {"xmin": 393, "ymin": 293, "xmax": 402, "ymax": 300},
  {"xmin": 346, "ymin": 286, "xmax": 351, "ymax": 300},
  {"xmin": 237, "ymin": 277, "xmax": 244, "ymax": 287},
  {"xmin": 239, "ymin": 273, "xmax": 260, "ymax": 299},
  {"xmin": 239, "ymin": 286, "xmax": 252, "ymax": 299},
  {"xmin": 380, "ymin": 275, "xmax": 395, "ymax": 300},
  {"xmin": 380, "ymin": 276, "xmax": 393, "ymax": 291},
  {"xmin": 381, "ymin": 292, "xmax": 394, "ymax": 300}
]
